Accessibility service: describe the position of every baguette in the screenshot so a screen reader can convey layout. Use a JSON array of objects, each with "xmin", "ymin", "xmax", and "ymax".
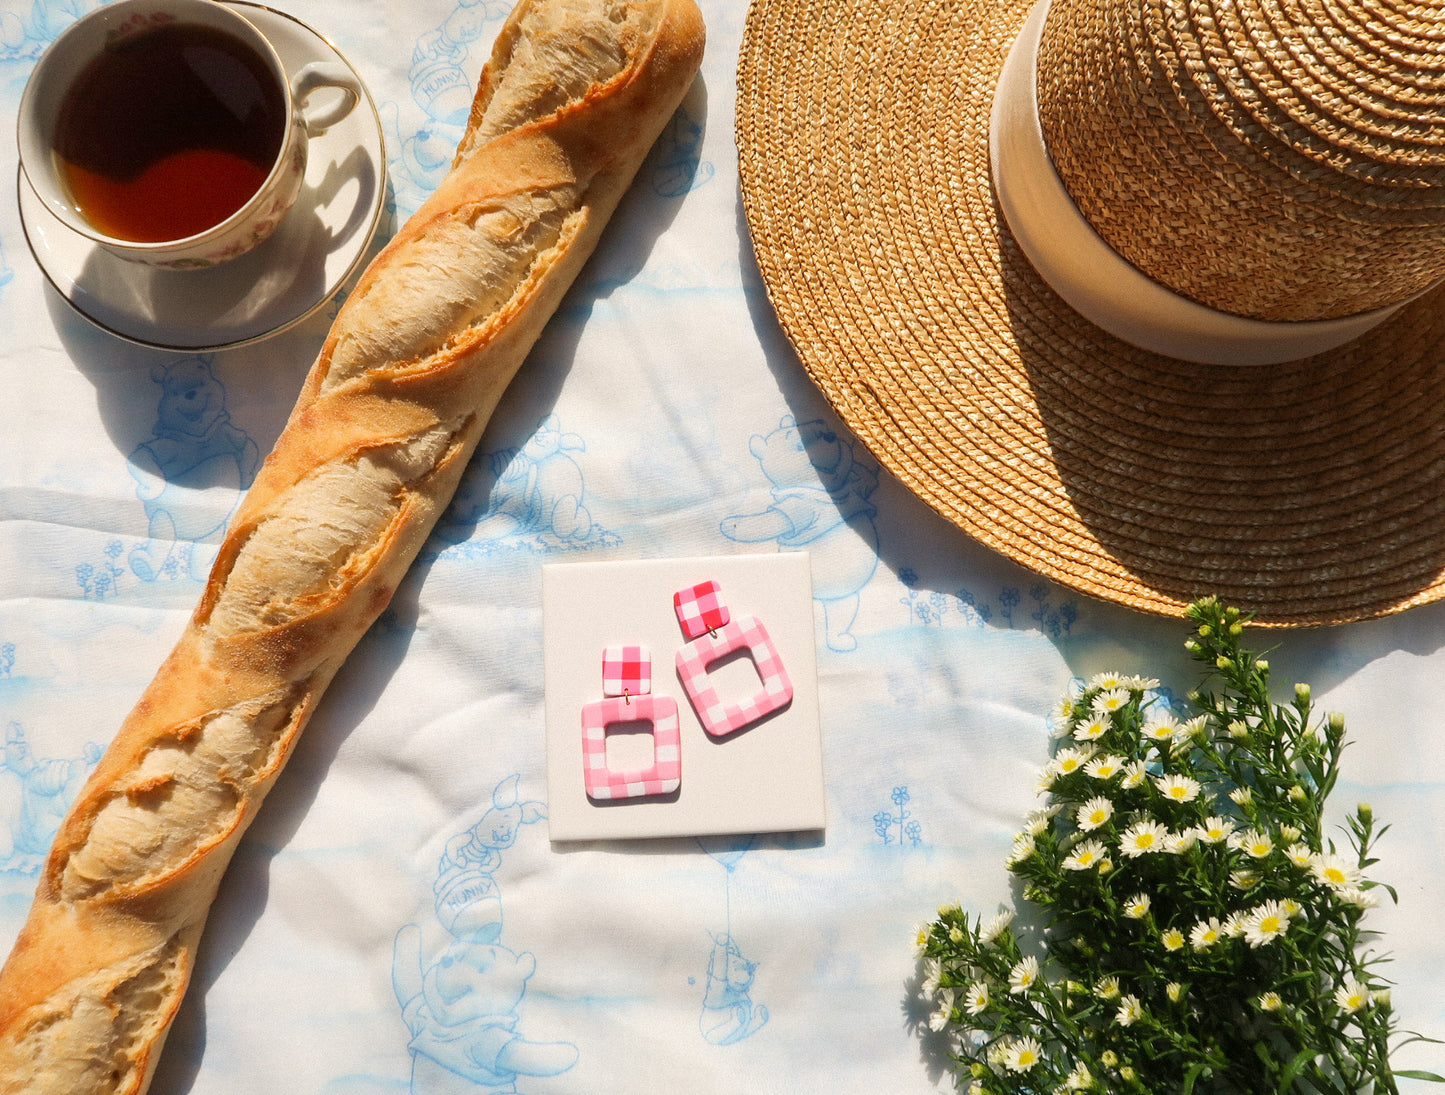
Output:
[{"xmin": 0, "ymin": 0, "xmax": 704, "ymax": 1090}]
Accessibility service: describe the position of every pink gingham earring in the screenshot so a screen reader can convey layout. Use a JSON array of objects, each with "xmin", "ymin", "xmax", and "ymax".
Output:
[
  {"xmin": 580, "ymin": 645, "xmax": 681, "ymax": 801},
  {"xmin": 673, "ymin": 580, "xmax": 793, "ymax": 739}
]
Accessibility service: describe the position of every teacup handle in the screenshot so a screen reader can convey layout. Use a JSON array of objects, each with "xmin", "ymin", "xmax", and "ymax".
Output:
[{"xmin": 292, "ymin": 61, "xmax": 362, "ymax": 136}]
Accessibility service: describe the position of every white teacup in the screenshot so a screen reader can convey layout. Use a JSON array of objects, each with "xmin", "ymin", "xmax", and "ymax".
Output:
[{"xmin": 17, "ymin": 0, "xmax": 362, "ymax": 269}]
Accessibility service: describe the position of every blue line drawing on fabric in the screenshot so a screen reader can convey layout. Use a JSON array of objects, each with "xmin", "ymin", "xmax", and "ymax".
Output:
[
  {"xmin": 127, "ymin": 355, "xmax": 259, "ymax": 584},
  {"xmin": 0, "ymin": 0, "xmax": 100, "ymax": 60},
  {"xmin": 0, "ymin": 722, "xmax": 101, "ymax": 875},
  {"xmin": 75, "ymin": 540, "xmax": 127, "ymax": 601},
  {"xmin": 650, "ymin": 104, "xmax": 713, "ymax": 198},
  {"xmin": 382, "ymin": 1, "xmax": 512, "ymax": 214},
  {"xmin": 431, "ymin": 414, "xmax": 620, "ymax": 558},
  {"xmin": 897, "ymin": 571, "xmax": 1078, "ymax": 638},
  {"xmin": 0, "ymin": 238, "xmax": 13, "ymax": 292},
  {"xmin": 0, "ymin": 644, "xmax": 13, "ymax": 678},
  {"xmin": 721, "ymin": 416, "xmax": 880, "ymax": 653},
  {"xmin": 393, "ymin": 775, "xmax": 577, "ymax": 1094},
  {"xmin": 694, "ymin": 836, "xmax": 768, "ymax": 1046},
  {"xmin": 872, "ymin": 785, "xmax": 924, "ymax": 848}
]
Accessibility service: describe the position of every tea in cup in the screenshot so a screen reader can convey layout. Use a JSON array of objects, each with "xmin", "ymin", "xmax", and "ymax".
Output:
[{"xmin": 17, "ymin": 0, "xmax": 363, "ymax": 268}]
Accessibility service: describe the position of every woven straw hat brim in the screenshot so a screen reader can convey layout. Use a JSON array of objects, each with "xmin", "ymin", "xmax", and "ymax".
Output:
[{"xmin": 736, "ymin": 0, "xmax": 1445, "ymax": 627}]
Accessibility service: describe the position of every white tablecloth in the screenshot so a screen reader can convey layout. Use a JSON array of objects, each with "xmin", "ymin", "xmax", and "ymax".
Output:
[{"xmin": 0, "ymin": 1, "xmax": 1441, "ymax": 1091}]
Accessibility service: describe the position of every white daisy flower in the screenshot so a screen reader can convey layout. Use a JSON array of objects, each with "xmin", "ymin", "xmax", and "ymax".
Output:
[
  {"xmin": 963, "ymin": 981, "xmax": 990, "ymax": 1015},
  {"xmin": 1075, "ymin": 796, "xmax": 1114, "ymax": 831},
  {"xmin": 1073, "ymin": 717, "xmax": 1110, "ymax": 742},
  {"xmin": 1006, "ymin": 833, "xmax": 1037, "ymax": 866},
  {"xmin": 1024, "ymin": 807, "xmax": 1056, "ymax": 837},
  {"xmin": 1115, "ymin": 994, "xmax": 1144, "ymax": 1026},
  {"xmin": 980, "ymin": 909, "xmax": 1014, "ymax": 943},
  {"xmin": 1095, "ymin": 975, "xmax": 1120, "ymax": 1000},
  {"xmin": 1243, "ymin": 900, "xmax": 1291, "ymax": 947},
  {"xmin": 1230, "ymin": 869, "xmax": 1261, "ymax": 890},
  {"xmin": 1336, "ymin": 886, "xmax": 1380, "ymax": 910},
  {"xmin": 1087, "ymin": 671, "xmax": 1128, "ymax": 691},
  {"xmin": 1091, "ymin": 687, "xmax": 1132, "ymax": 715},
  {"xmin": 1189, "ymin": 918, "xmax": 1223, "ymax": 950},
  {"xmin": 1333, "ymin": 978, "xmax": 1370, "ymax": 1013},
  {"xmin": 1285, "ymin": 842, "xmax": 1314, "ymax": 868},
  {"xmin": 1155, "ymin": 773, "xmax": 1201, "ymax": 803},
  {"xmin": 920, "ymin": 958, "xmax": 942, "ymax": 995},
  {"xmin": 1311, "ymin": 853, "xmax": 1363, "ymax": 890},
  {"xmin": 1008, "ymin": 956, "xmax": 1041, "ymax": 994},
  {"xmin": 1002, "ymin": 1035, "xmax": 1044, "ymax": 1073},
  {"xmin": 1167, "ymin": 829, "xmax": 1198, "ymax": 854},
  {"xmin": 1166, "ymin": 981, "xmax": 1186, "ymax": 1003},
  {"xmin": 1064, "ymin": 1061, "xmax": 1093, "ymax": 1090},
  {"xmin": 1062, "ymin": 839, "xmax": 1108, "ymax": 871},
  {"xmin": 1123, "ymin": 675, "xmax": 1160, "ymax": 690},
  {"xmin": 1228, "ymin": 786, "xmax": 1253, "ymax": 807},
  {"xmin": 928, "ymin": 989, "xmax": 955, "ymax": 1031},
  {"xmin": 1120, "ymin": 760, "xmax": 1150, "ymax": 789},
  {"xmin": 1195, "ymin": 816, "xmax": 1236, "ymax": 843},
  {"xmin": 1257, "ymin": 991, "xmax": 1284, "ymax": 1012},
  {"xmin": 1053, "ymin": 747, "xmax": 1095, "ymax": 777},
  {"xmin": 1036, "ymin": 762, "xmax": 1060, "ymax": 793},
  {"xmin": 914, "ymin": 924, "xmax": 932, "ymax": 955},
  {"xmin": 1119, "ymin": 820, "xmax": 1170, "ymax": 857},
  {"xmin": 1123, "ymin": 894, "xmax": 1151, "ymax": 920},
  {"xmin": 1179, "ymin": 714, "xmax": 1209, "ymax": 739},
  {"xmin": 1222, "ymin": 912, "xmax": 1249, "ymax": 937},
  {"xmin": 1160, "ymin": 927, "xmax": 1186, "ymax": 951},
  {"xmin": 1142, "ymin": 714, "xmax": 1180, "ymax": 742},
  {"xmin": 1084, "ymin": 754, "xmax": 1125, "ymax": 780},
  {"xmin": 1231, "ymin": 829, "xmax": 1275, "ymax": 859}
]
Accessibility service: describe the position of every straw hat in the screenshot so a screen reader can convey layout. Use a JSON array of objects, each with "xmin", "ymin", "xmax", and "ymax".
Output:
[{"xmin": 735, "ymin": 0, "xmax": 1445, "ymax": 626}]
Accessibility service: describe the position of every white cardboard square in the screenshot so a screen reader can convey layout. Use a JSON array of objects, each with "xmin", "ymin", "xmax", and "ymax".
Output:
[{"xmin": 542, "ymin": 552, "xmax": 825, "ymax": 842}]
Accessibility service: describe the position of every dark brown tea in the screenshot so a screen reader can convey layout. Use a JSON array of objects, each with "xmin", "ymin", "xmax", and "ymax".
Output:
[{"xmin": 53, "ymin": 21, "xmax": 286, "ymax": 242}]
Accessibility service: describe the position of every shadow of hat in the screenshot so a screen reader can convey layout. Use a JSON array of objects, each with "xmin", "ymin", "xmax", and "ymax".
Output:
[{"xmin": 736, "ymin": 0, "xmax": 1445, "ymax": 626}]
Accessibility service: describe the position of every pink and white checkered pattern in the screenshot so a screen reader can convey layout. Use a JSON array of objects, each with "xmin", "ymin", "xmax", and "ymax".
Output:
[
  {"xmin": 580, "ymin": 693, "xmax": 681, "ymax": 801},
  {"xmin": 675, "ymin": 614, "xmax": 793, "ymax": 739},
  {"xmin": 673, "ymin": 580, "xmax": 731, "ymax": 639},
  {"xmin": 602, "ymin": 644, "xmax": 652, "ymax": 697}
]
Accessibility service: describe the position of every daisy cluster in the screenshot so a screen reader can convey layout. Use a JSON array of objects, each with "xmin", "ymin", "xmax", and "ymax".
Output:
[{"xmin": 914, "ymin": 599, "xmax": 1435, "ymax": 1094}]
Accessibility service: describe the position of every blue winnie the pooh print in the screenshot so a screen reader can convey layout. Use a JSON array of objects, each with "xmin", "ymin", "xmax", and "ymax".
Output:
[
  {"xmin": 393, "ymin": 776, "xmax": 577, "ymax": 1094},
  {"xmin": 127, "ymin": 356, "xmax": 259, "ymax": 583},
  {"xmin": 721, "ymin": 416, "xmax": 880, "ymax": 653}
]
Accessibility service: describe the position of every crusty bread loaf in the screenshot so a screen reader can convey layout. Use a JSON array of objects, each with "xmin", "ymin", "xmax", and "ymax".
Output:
[{"xmin": 0, "ymin": 1, "xmax": 704, "ymax": 1090}]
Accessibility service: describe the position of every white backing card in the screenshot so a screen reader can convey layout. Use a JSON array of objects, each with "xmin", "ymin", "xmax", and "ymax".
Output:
[{"xmin": 542, "ymin": 552, "xmax": 825, "ymax": 841}]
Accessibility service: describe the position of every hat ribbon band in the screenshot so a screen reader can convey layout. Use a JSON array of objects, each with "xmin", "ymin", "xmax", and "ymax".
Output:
[{"xmin": 988, "ymin": 0, "xmax": 1405, "ymax": 367}]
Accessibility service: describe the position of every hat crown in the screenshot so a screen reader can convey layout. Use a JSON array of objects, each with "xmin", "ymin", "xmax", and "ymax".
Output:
[{"xmin": 1036, "ymin": 0, "xmax": 1445, "ymax": 321}]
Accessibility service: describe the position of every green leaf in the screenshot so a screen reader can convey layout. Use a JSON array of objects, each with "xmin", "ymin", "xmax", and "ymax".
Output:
[{"xmin": 1392, "ymin": 1071, "xmax": 1445, "ymax": 1083}]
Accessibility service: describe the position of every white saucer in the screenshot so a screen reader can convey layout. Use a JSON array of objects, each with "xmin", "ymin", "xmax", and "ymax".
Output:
[{"xmin": 17, "ymin": 2, "xmax": 388, "ymax": 352}]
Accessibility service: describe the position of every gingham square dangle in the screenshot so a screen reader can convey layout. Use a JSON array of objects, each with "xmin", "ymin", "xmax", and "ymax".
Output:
[
  {"xmin": 673, "ymin": 580, "xmax": 731, "ymax": 639},
  {"xmin": 673, "ymin": 580, "xmax": 793, "ymax": 739},
  {"xmin": 581, "ymin": 646, "xmax": 680, "ymax": 802},
  {"xmin": 602, "ymin": 644, "xmax": 652, "ymax": 700}
]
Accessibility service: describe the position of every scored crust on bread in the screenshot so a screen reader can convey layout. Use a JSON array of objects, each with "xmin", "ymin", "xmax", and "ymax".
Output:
[{"xmin": 0, "ymin": 0, "xmax": 705, "ymax": 1090}]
